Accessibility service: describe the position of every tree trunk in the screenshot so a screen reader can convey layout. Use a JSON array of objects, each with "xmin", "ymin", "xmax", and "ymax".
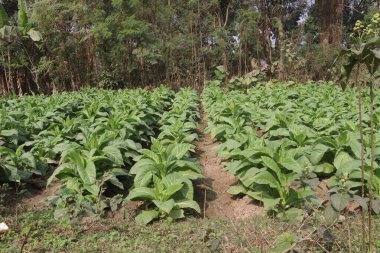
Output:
[
  {"xmin": 320, "ymin": 0, "xmax": 344, "ymax": 45},
  {"xmin": 7, "ymin": 46, "xmax": 15, "ymax": 94},
  {"xmin": 277, "ymin": 18, "xmax": 285, "ymax": 81},
  {"xmin": 238, "ymin": 22, "xmax": 243, "ymax": 77},
  {"xmin": 17, "ymin": 71, "xmax": 23, "ymax": 96}
]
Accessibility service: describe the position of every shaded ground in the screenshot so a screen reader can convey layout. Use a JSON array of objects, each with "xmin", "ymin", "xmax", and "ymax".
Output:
[
  {"xmin": 21, "ymin": 181, "xmax": 60, "ymax": 211},
  {"xmin": 0, "ymin": 178, "xmax": 61, "ymax": 217},
  {"xmin": 194, "ymin": 112, "xmax": 264, "ymax": 219}
]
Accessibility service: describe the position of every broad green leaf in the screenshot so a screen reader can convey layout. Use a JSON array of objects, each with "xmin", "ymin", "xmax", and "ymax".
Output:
[
  {"xmin": 78, "ymin": 160, "xmax": 96, "ymax": 185},
  {"xmin": 84, "ymin": 184, "xmax": 100, "ymax": 196},
  {"xmin": 309, "ymin": 144, "xmax": 329, "ymax": 165},
  {"xmin": 153, "ymin": 199, "xmax": 175, "ymax": 214},
  {"xmin": 20, "ymin": 152, "xmax": 36, "ymax": 169},
  {"xmin": 130, "ymin": 158, "xmax": 156, "ymax": 175},
  {"xmin": 330, "ymin": 193, "xmax": 350, "ymax": 212},
  {"xmin": 273, "ymin": 232, "xmax": 295, "ymax": 252},
  {"xmin": 135, "ymin": 210, "xmax": 160, "ymax": 225},
  {"xmin": 349, "ymin": 140, "xmax": 361, "ymax": 159},
  {"xmin": 261, "ymin": 197, "xmax": 281, "ymax": 210},
  {"xmin": 227, "ymin": 185, "xmax": 246, "ymax": 195},
  {"xmin": 353, "ymin": 195, "xmax": 368, "ymax": 211},
  {"xmin": 324, "ymin": 204, "xmax": 339, "ymax": 224},
  {"xmin": 127, "ymin": 187, "xmax": 156, "ymax": 200},
  {"xmin": 239, "ymin": 167, "xmax": 260, "ymax": 187},
  {"xmin": 261, "ymin": 156, "xmax": 284, "ymax": 183},
  {"xmin": 175, "ymin": 199, "xmax": 201, "ymax": 213},
  {"xmin": 336, "ymin": 160, "xmax": 360, "ymax": 175},
  {"xmin": 372, "ymin": 199, "xmax": 380, "ymax": 214},
  {"xmin": 47, "ymin": 163, "xmax": 72, "ymax": 186},
  {"xmin": 333, "ymin": 151, "xmax": 353, "ymax": 171},
  {"xmin": 0, "ymin": 129, "xmax": 17, "ymax": 137},
  {"xmin": 170, "ymin": 143, "xmax": 191, "ymax": 159},
  {"xmin": 168, "ymin": 208, "xmax": 185, "ymax": 219},
  {"xmin": 27, "ymin": 28, "xmax": 42, "ymax": 41},
  {"xmin": 140, "ymin": 149, "xmax": 160, "ymax": 164},
  {"xmin": 134, "ymin": 168, "xmax": 154, "ymax": 187},
  {"xmin": 175, "ymin": 160, "xmax": 202, "ymax": 174},
  {"xmin": 108, "ymin": 174, "xmax": 124, "ymax": 189},
  {"xmin": 164, "ymin": 183, "xmax": 183, "ymax": 198},
  {"xmin": 314, "ymin": 163, "xmax": 335, "ymax": 174},
  {"xmin": 254, "ymin": 170, "xmax": 281, "ymax": 189},
  {"xmin": 103, "ymin": 146, "xmax": 123, "ymax": 165},
  {"xmin": 66, "ymin": 150, "xmax": 85, "ymax": 167},
  {"xmin": 280, "ymin": 157, "xmax": 303, "ymax": 173}
]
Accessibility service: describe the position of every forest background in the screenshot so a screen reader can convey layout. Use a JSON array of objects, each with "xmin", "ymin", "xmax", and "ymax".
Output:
[{"xmin": 0, "ymin": 0, "xmax": 378, "ymax": 95}]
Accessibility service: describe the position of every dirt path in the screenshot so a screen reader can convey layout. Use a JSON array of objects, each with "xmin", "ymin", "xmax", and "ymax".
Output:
[{"xmin": 195, "ymin": 112, "xmax": 263, "ymax": 219}]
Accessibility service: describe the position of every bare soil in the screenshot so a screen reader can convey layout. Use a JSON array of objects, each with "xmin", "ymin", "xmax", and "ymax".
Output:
[
  {"xmin": 0, "ymin": 179, "xmax": 60, "ymax": 217},
  {"xmin": 21, "ymin": 180, "xmax": 60, "ymax": 210},
  {"xmin": 194, "ymin": 112, "xmax": 264, "ymax": 219}
]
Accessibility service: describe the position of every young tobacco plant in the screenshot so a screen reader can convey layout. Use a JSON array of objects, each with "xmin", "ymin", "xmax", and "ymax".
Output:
[
  {"xmin": 127, "ymin": 88, "xmax": 201, "ymax": 224},
  {"xmin": 127, "ymin": 174, "xmax": 200, "ymax": 224}
]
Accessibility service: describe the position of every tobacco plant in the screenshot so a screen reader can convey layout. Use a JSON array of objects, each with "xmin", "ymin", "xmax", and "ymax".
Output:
[
  {"xmin": 202, "ymin": 79, "xmax": 380, "ymax": 221},
  {"xmin": 127, "ymin": 88, "xmax": 201, "ymax": 224}
]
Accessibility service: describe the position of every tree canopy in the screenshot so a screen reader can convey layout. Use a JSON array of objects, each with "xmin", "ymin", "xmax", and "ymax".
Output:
[{"xmin": 0, "ymin": 0, "xmax": 378, "ymax": 95}]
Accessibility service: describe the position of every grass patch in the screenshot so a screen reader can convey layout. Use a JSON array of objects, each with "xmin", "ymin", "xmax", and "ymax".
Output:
[{"xmin": 1, "ymin": 207, "xmax": 379, "ymax": 252}]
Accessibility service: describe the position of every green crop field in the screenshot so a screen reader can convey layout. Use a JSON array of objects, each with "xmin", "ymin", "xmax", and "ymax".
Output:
[
  {"xmin": 1, "ymin": 81, "xmax": 380, "ymax": 252},
  {"xmin": 203, "ymin": 83, "xmax": 380, "ymax": 220}
]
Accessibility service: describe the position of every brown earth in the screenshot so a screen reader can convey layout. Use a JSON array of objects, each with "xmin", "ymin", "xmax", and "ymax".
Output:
[
  {"xmin": 194, "ymin": 112, "xmax": 264, "ymax": 219},
  {"xmin": 21, "ymin": 180, "xmax": 60, "ymax": 210},
  {"xmin": 0, "ymin": 179, "xmax": 60, "ymax": 217}
]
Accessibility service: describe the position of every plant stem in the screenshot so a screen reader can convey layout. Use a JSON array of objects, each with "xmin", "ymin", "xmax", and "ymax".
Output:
[
  {"xmin": 368, "ymin": 75, "xmax": 375, "ymax": 253},
  {"xmin": 356, "ymin": 64, "xmax": 367, "ymax": 253}
]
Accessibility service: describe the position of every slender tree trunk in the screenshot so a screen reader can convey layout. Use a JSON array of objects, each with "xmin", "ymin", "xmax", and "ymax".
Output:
[
  {"xmin": 222, "ymin": 50, "xmax": 228, "ymax": 86},
  {"xmin": 190, "ymin": 16, "xmax": 195, "ymax": 87},
  {"xmin": 16, "ymin": 71, "xmax": 22, "ymax": 96},
  {"xmin": 1, "ymin": 51, "xmax": 9, "ymax": 94},
  {"xmin": 26, "ymin": 74, "xmax": 32, "ymax": 94},
  {"xmin": 238, "ymin": 23, "xmax": 243, "ymax": 77},
  {"xmin": 0, "ymin": 75, "xmax": 5, "ymax": 96},
  {"xmin": 7, "ymin": 46, "xmax": 14, "ymax": 94},
  {"xmin": 277, "ymin": 18, "xmax": 285, "ymax": 80},
  {"xmin": 140, "ymin": 58, "xmax": 145, "ymax": 87},
  {"xmin": 70, "ymin": 71, "xmax": 76, "ymax": 91}
]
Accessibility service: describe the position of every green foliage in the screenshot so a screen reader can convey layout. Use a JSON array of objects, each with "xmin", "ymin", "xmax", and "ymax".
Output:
[
  {"xmin": 228, "ymin": 76, "xmax": 258, "ymax": 90},
  {"xmin": 341, "ymin": 12, "xmax": 380, "ymax": 87},
  {"xmin": 127, "ymin": 88, "xmax": 201, "ymax": 224},
  {"xmin": 203, "ymin": 82, "xmax": 380, "ymax": 220},
  {"xmin": 1, "ymin": 86, "xmax": 174, "ymax": 219},
  {"xmin": 130, "ymin": 140, "xmax": 201, "ymax": 188},
  {"xmin": 0, "ymin": 145, "xmax": 43, "ymax": 183},
  {"xmin": 0, "ymin": 1, "xmax": 377, "ymax": 93},
  {"xmin": 0, "ymin": 4, "xmax": 9, "ymax": 28},
  {"xmin": 128, "ymin": 173, "xmax": 200, "ymax": 224}
]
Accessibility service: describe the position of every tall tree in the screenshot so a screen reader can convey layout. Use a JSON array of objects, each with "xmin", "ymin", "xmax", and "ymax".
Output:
[{"xmin": 319, "ymin": 0, "xmax": 344, "ymax": 45}]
